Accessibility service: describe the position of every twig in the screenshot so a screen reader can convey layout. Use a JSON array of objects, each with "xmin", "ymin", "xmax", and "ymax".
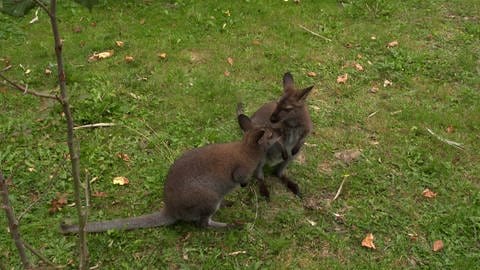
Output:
[
  {"xmin": 0, "ymin": 171, "xmax": 31, "ymax": 269},
  {"xmin": 298, "ymin": 24, "xmax": 332, "ymax": 42},
  {"xmin": 73, "ymin": 123, "xmax": 116, "ymax": 130},
  {"xmin": 33, "ymin": 0, "xmax": 53, "ymax": 18},
  {"xmin": 331, "ymin": 175, "xmax": 348, "ymax": 203},
  {"xmin": 22, "ymin": 241, "xmax": 62, "ymax": 268},
  {"xmin": 425, "ymin": 128, "xmax": 464, "ymax": 150},
  {"xmin": 47, "ymin": 0, "xmax": 89, "ymax": 267},
  {"xmin": 1, "ymin": 65, "xmax": 12, "ymax": 72},
  {"xmin": 0, "ymin": 72, "xmax": 60, "ymax": 101},
  {"xmin": 367, "ymin": 111, "xmax": 378, "ymax": 118}
]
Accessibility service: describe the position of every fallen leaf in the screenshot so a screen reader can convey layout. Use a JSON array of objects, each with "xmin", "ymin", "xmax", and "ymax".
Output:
[
  {"xmin": 337, "ymin": 73, "xmax": 348, "ymax": 84},
  {"xmin": 369, "ymin": 86, "xmax": 379, "ymax": 93},
  {"xmin": 371, "ymin": 36, "xmax": 377, "ymax": 40},
  {"xmin": 158, "ymin": 52, "xmax": 167, "ymax": 59},
  {"xmin": 354, "ymin": 63, "xmax": 364, "ymax": 71},
  {"xmin": 91, "ymin": 22, "xmax": 97, "ymax": 27},
  {"xmin": 88, "ymin": 50, "xmax": 114, "ymax": 62},
  {"xmin": 139, "ymin": 18, "xmax": 146, "ymax": 25},
  {"xmin": 383, "ymin": 79, "xmax": 392, "ymax": 87},
  {"xmin": 446, "ymin": 126, "xmax": 455, "ymax": 133},
  {"xmin": 92, "ymin": 191, "xmax": 107, "ymax": 197},
  {"xmin": 115, "ymin": 41, "xmax": 125, "ymax": 47},
  {"xmin": 387, "ymin": 40, "xmax": 399, "ymax": 48},
  {"xmin": 307, "ymin": 71, "xmax": 317, "ymax": 77},
  {"xmin": 124, "ymin": 55, "xmax": 134, "ymax": 63},
  {"xmin": 317, "ymin": 161, "xmax": 333, "ymax": 174},
  {"xmin": 357, "ymin": 54, "xmax": 363, "ymax": 59},
  {"xmin": 45, "ymin": 68, "xmax": 52, "ymax": 75},
  {"xmin": 73, "ymin": 26, "xmax": 82, "ymax": 33},
  {"xmin": 334, "ymin": 149, "xmax": 361, "ymax": 165},
  {"xmin": 361, "ymin": 233, "xmax": 376, "ymax": 249},
  {"xmin": 116, "ymin": 153, "xmax": 131, "ymax": 162},
  {"xmin": 408, "ymin": 233, "xmax": 418, "ymax": 241},
  {"xmin": 49, "ymin": 193, "xmax": 68, "ymax": 213},
  {"xmin": 227, "ymin": 57, "xmax": 234, "ymax": 66},
  {"xmin": 252, "ymin": 39, "xmax": 261, "ymax": 45},
  {"xmin": 432, "ymin": 240, "xmax": 444, "ymax": 252},
  {"xmin": 113, "ymin": 176, "xmax": 129, "ymax": 186},
  {"xmin": 422, "ymin": 188, "xmax": 437, "ymax": 198},
  {"xmin": 224, "ymin": 70, "xmax": 230, "ymax": 77}
]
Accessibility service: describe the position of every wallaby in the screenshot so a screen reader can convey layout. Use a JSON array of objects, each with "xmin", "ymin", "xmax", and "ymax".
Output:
[
  {"xmin": 61, "ymin": 118, "xmax": 280, "ymax": 233},
  {"xmin": 237, "ymin": 72, "xmax": 313, "ymax": 199}
]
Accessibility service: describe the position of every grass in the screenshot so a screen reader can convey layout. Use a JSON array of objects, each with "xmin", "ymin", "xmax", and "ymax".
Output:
[{"xmin": 1, "ymin": 0, "xmax": 479, "ymax": 268}]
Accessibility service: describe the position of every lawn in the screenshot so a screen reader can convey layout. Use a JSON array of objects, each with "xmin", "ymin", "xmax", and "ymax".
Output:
[{"xmin": 1, "ymin": 0, "xmax": 479, "ymax": 268}]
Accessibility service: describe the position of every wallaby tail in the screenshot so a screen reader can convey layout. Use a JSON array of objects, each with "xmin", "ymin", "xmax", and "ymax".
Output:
[
  {"xmin": 60, "ymin": 209, "xmax": 175, "ymax": 234},
  {"xmin": 236, "ymin": 102, "xmax": 252, "ymax": 132}
]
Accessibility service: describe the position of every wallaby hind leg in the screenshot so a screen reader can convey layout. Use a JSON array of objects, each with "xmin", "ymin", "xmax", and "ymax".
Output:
[
  {"xmin": 274, "ymin": 160, "xmax": 301, "ymax": 198},
  {"xmin": 253, "ymin": 160, "xmax": 270, "ymax": 200}
]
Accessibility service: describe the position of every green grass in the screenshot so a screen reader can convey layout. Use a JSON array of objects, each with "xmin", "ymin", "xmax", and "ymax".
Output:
[{"xmin": 1, "ymin": 0, "xmax": 479, "ymax": 268}]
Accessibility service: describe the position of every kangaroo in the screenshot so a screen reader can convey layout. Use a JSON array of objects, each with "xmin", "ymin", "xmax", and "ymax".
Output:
[
  {"xmin": 61, "ymin": 118, "xmax": 280, "ymax": 233},
  {"xmin": 237, "ymin": 72, "xmax": 313, "ymax": 199}
]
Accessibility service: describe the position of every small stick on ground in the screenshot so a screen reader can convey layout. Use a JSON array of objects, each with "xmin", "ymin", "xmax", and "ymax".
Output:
[
  {"xmin": 298, "ymin": 24, "xmax": 332, "ymax": 42},
  {"xmin": 331, "ymin": 175, "xmax": 349, "ymax": 203},
  {"xmin": 0, "ymin": 171, "xmax": 30, "ymax": 269},
  {"xmin": 73, "ymin": 123, "xmax": 116, "ymax": 130},
  {"xmin": 425, "ymin": 128, "xmax": 464, "ymax": 150}
]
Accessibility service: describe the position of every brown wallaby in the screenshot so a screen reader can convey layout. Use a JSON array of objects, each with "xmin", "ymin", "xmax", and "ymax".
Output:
[
  {"xmin": 237, "ymin": 72, "xmax": 313, "ymax": 199},
  {"xmin": 61, "ymin": 118, "xmax": 280, "ymax": 233}
]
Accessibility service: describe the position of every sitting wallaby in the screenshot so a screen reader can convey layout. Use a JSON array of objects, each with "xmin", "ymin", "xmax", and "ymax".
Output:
[
  {"xmin": 61, "ymin": 118, "xmax": 280, "ymax": 233},
  {"xmin": 237, "ymin": 72, "xmax": 313, "ymax": 199}
]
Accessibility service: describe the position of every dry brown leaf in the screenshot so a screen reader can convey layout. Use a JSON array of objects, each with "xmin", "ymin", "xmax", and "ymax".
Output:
[
  {"xmin": 252, "ymin": 39, "xmax": 261, "ymax": 45},
  {"xmin": 354, "ymin": 63, "xmax": 364, "ymax": 71},
  {"xmin": 124, "ymin": 55, "xmax": 134, "ymax": 63},
  {"xmin": 49, "ymin": 193, "xmax": 68, "ymax": 213},
  {"xmin": 139, "ymin": 18, "xmax": 146, "ymax": 25},
  {"xmin": 337, "ymin": 73, "xmax": 348, "ymax": 84},
  {"xmin": 383, "ymin": 79, "xmax": 392, "ymax": 87},
  {"xmin": 307, "ymin": 71, "xmax": 317, "ymax": 77},
  {"xmin": 422, "ymin": 188, "xmax": 437, "ymax": 198},
  {"xmin": 88, "ymin": 50, "xmax": 114, "ymax": 62},
  {"xmin": 387, "ymin": 40, "xmax": 399, "ymax": 47},
  {"xmin": 446, "ymin": 126, "xmax": 455, "ymax": 133},
  {"xmin": 227, "ymin": 57, "xmax": 234, "ymax": 66},
  {"xmin": 369, "ymin": 86, "xmax": 379, "ymax": 93},
  {"xmin": 334, "ymin": 149, "xmax": 361, "ymax": 165},
  {"xmin": 116, "ymin": 153, "xmax": 131, "ymax": 162},
  {"xmin": 113, "ymin": 176, "xmax": 129, "ymax": 186},
  {"xmin": 115, "ymin": 41, "xmax": 125, "ymax": 47},
  {"xmin": 224, "ymin": 70, "xmax": 230, "ymax": 77},
  {"xmin": 45, "ymin": 68, "xmax": 52, "ymax": 75},
  {"xmin": 432, "ymin": 240, "xmax": 444, "ymax": 252},
  {"xmin": 158, "ymin": 52, "xmax": 167, "ymax": 59},
  {"xmin": 361, "ymin": 233, "xmax": 376, "ymax": 249}
]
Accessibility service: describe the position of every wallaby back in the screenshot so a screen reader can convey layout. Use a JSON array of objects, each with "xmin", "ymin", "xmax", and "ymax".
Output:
[{"xmin": 61, "ymin": 119, "xmax": 279, "ymax": 233}]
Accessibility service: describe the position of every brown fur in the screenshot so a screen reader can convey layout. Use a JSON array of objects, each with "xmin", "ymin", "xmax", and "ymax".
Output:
[
  {"xmin": 237, "ymin": 72, "xmax": 313, "ymax": 199},
  {"xmin": 61, "ymin": 119, "xmax": 279, "ymax": 233}
]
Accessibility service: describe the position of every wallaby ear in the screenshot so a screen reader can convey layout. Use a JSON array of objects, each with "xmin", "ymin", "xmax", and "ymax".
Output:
[
  {"xmin": 297, "ymin": 85, "xmax": 314, "ymax": 101},
  {"xmin": 283, "ymin": 72, "xmax": 295, "ymax": 91},
  {"xmin": 238, "ymin": 114, "xmax": 254, "ymax": 131},
  {"xmin": 253, "ymin": 129, "xmax": 267, "ymax": 145}
]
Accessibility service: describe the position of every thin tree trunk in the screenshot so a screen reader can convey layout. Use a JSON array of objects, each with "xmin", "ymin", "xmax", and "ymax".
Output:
[
  {"xmin": 47, "ymin": 0, "xmax": 88, "ymax": 268},
  {"xmin": 0, "ymin": 171, "xmax": 30, "ymax": 269}
]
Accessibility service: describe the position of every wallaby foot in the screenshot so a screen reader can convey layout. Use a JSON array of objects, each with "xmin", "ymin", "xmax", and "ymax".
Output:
[
  {"xmin": 198, "ymin": 217, "xmax": 228, "ymax": 228},
  {"xmin": 279, "ymin": 175, "xmax": 302, "ymax": 198},
  {"xmin": 258, "ymin": 180, "xmax": 271, "ymax": 200}
]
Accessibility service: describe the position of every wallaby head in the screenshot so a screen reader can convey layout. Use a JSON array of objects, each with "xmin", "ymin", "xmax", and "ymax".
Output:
[
  {"xmin": 270, "ymin": 72, "xmax": 314, "ymax": 125},
  {"xmin": 240, "ymin": 114, "xmax": 284, "ymax": 156}
]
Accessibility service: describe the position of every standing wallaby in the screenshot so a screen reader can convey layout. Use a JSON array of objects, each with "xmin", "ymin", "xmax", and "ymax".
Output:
[
  {"xmin": 61, "ymin": 118, "xmax": 280, "ymax": 233},
  {"xmin": 237, "ymin": 72, "xmax": 313, "ymax": 199}
]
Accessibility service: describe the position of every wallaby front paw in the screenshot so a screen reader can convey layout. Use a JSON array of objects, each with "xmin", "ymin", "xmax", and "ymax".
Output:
[{"xmin": 286, "ymin": 180, "xmax": 300, "ymax": 196}]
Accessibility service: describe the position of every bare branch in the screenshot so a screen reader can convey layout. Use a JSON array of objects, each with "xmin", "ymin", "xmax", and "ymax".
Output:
[
  {"xmin": 33, "ymin": 0, "xmax": 53, "ymax": 18},
  {"xmin": 23, "ymin": 241, "xmax": 63, "ymax": 269},
  {"xmin": 0, "ymin": 171, "xmax": 31, "ymax": 269},
  {"xmin": 0, "ymin": 72, "xmax": 60, "ymax": 101}
]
